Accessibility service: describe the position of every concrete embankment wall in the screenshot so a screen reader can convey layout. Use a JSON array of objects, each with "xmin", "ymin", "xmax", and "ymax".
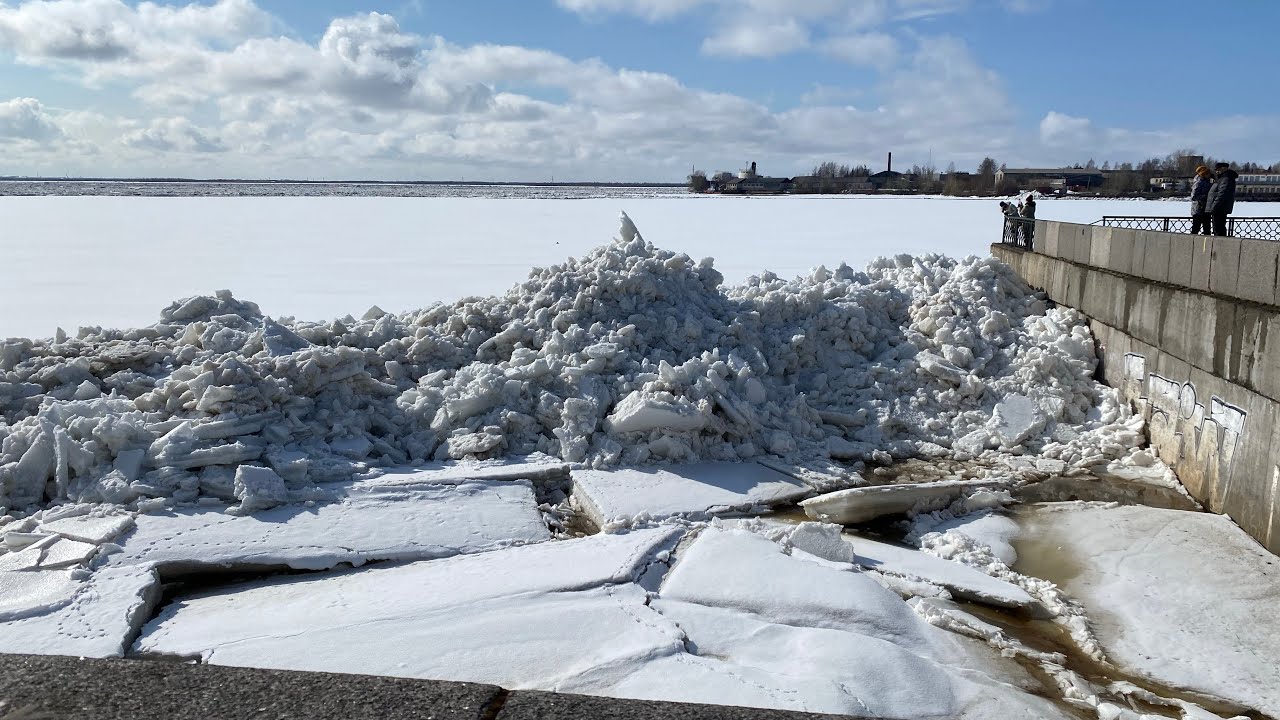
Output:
[{"xmin": 992, "ymin": 221, "xmax": 1280, "ymax": 554}]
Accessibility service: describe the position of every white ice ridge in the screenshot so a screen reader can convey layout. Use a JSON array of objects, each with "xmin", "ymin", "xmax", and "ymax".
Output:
[{"xmin": 1, "ymin": 212, "xmax": 1142, "ymax": 512}]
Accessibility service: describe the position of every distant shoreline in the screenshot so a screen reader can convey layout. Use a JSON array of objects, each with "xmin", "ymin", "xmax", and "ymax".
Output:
[{"xmin": 0, "ymin": 177, "xmax": 684, "ymax": 188}]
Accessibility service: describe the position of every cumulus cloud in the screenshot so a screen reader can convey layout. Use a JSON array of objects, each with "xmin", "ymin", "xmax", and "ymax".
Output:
[
  {"xmin": 123, "ymin": 116, "xmax": 226, "ymax": 153},
  {"xmin": 0, "ymin": 0, "xmax": 270, "ymax": 66},
  {"xmin": 1039, "ymin": 110, "xmax": 1096, "ymax": 146},
  {"xmin": 700, "ymin": 16, "xmax": 808, "ymax": 57},
  {"xmin": 0, "ymin": 97, "xmax": 65, "ymax": 141}
]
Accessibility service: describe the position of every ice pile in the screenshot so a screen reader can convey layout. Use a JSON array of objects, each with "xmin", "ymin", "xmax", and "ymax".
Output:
[{"xmin": 1, "ymin": 213, "xmax": 1142, "ymax": 514}]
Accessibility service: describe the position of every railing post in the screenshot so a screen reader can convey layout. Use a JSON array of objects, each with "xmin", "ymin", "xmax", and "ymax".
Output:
[{"xmin": 1162, "ymin": 218, "xmax": 1169, "ymax": 232}]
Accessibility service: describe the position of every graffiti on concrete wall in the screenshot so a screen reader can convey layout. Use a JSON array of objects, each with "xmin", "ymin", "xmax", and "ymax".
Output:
[{"xmin": 1122, "ymin": 352, "xmax": 1247, "ymax": 506}]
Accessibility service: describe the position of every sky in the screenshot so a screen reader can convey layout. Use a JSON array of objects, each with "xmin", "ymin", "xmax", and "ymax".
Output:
[{"xmin": 0, "ymin": 0, "xmax": 1277, "ymax": 182}]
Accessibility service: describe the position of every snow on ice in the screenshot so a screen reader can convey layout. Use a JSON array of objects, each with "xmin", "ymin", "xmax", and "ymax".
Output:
[{"xmin": 135, "ymin": 524, "xmax": 1075, "ymax": 718}]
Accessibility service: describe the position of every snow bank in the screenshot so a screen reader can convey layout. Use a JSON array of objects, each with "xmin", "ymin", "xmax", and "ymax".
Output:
[{"xmin": 1, "ymin": 213, "xmax": 1139, "ymax": 514}]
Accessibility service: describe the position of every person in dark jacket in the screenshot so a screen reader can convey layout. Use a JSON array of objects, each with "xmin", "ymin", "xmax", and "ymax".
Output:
[
  {"xmin": 1019, "ymin": 193, "xmax": 1037, "ymax": 248},
  {"xmin": 1206, "ymin": 162, "xmax": 1238, "ymax": 237},
  {"xmin": 1189, "ymin": 165, "xmax": 1212, "ymax": 235}
]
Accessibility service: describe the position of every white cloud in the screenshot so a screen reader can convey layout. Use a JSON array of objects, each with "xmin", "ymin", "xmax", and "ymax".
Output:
[
  {"xmin": 1039, "ymin": 110, "xmax": 1096, "ymax": 146},
  {"xmin": 821, "ymin": 32, "xmax": 899, "ymax": 68},
  {"xmin": 0, "ymin": 97, "xmax": 64, "ymax": 141},
  {"xmin": 123, "ymin": 116, "xmax": 226, "ymax": 153},
  {"xmin": 0, "ymin": 0, "xmax": 270, "ymax": 64},
  {"xmin": 700, "ymin": 17, "xmax": 808, "ymax": 57},
  {"xmin": 554, "ymin": 0, "xmax": 707, "ymax": 22}
]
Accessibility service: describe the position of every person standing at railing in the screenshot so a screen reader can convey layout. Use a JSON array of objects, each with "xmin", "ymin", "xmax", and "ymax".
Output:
[
  {"xmin": 1000, "ymin": 201, "xmax": 1018, "ymax": 243},
  {"xmin": 1020, "ymin": 193, "xmax": 1036, "ymax": 248},
  {"xmin": 1190, "ymin": 165, "xmax": 1212, "ymax": 235},
  {"xmin": 1206, "ymin": 162, "xmax": 1238, "ymax": 237}
]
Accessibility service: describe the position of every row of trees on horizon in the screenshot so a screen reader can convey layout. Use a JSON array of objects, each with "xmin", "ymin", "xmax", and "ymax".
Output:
[{"xmin": 687, "ymin": 150, "xmax": 1280, "ymax": 195}]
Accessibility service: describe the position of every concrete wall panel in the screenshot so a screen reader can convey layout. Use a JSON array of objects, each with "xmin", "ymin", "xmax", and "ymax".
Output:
[
  {"xmin": 1168, "ymin": 233, "xmax": 1193, "ymax": 287},
  {"xmin": 1130, "ymin": 231, "xmax": 1148, "ymax": 278},
  {"xmin": 1209, "ymin": 237, "xmax": 1242, "ymax": 297},
  {"xmin": 1107, "ymin": 227, "xmax": 1135, "ymax": 275},
  {"xmin": 1237, "ymin": 238, "xmax": 1280, "ymax": 307},
  {"xmin": 1140, "ymin": 231, "xmax": 1172, "ymax": 284},
  {"xmin": 1090, "ymin": 226, "xmax": 1112, "ymax": 268},
  {"xmin": 1189, "ymin": 234, "xmax": 1213, "ymax": 291},
  {"xmin": 1041, "ymin": 221, "xmax": 1060, "ymax": 258}
]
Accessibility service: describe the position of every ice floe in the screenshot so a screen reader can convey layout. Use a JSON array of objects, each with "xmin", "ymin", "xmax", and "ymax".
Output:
[
  {"xmin": 572, "ymin": 462, "xmax": 809, "ymax": 529},
  {"xmin": 1016, "ymin": 503, "xmax": 1280, "ymax": 717},
  {"xmin": 109, "ymin": 476, "xmax": 549, "ymax": 573}
]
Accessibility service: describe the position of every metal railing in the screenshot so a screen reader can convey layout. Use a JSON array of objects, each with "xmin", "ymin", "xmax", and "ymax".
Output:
[
  {"xmin": 998, "ymin": 216, "xmax": 1036, "ymax": 249},
  {"xmin": 1097, "ymin": 216, "xmax": 1280, "ymax": 241}
]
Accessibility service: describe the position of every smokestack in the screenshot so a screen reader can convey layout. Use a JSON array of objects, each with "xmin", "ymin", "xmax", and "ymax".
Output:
[
  {"xmin": 887, "ymin": 152, "xmax": 892, "ymax": 173},
  {"xmin": 751, "ymin": 161, "xmax": 757, "ymax": 174}
]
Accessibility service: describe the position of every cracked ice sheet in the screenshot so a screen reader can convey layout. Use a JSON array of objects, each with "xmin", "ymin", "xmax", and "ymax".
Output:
[
  {"xmin": 845, "ymin": 534, "xmax": 1033, "ymax": 608},
  {"xmin": 640, "ymin": 528, "xmax": 1071, "ymax": 718},
  {"xmin": 0, "ymin": 565, "xmax": 159, "ymax": 657},
  {"xmin": 110, "ymin": 479, "xmax": 549, "ymax": 572},
  {"xmin": 572, "ymin": 462, "xmax": 809, "ymax": 528},
  {"xmin": 633, "ymin": 601, "xmax": 1072, "ymax": 719},
  {"xmin": 1020, "ymin": 503, "xmax": 1280, "ymax": 717},
  {"xmin": 356, "ymin": 456, "xmax": 570, "ymax": 488},
  {"xmin": 133, "ymin": 528, "xmax": 684, "ymax": 676}
]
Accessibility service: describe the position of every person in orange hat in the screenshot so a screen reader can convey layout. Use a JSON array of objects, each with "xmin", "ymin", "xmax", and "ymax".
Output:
[{"xmin": 1190, "ymin": 165, "xmax": 1212, "ymax": 235}]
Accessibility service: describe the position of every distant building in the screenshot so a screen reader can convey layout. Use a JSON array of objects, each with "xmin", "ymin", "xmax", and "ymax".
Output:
[
  {"xmin": 720, "ymin": 161, "xmax": 792, "ymax": 194},
  {"xmin": 1149, "ymin": 177, "xmax": 1191, "ymax": 192},
  {"xmin": 1239, "ymin": 173, "xmax": 1280, "ymax": 196},
  {"xmin": 791, "ymin": 175, "xmax": 873, "ymax": 193},
  {"xmin": 995, "ymin": 167, "xmax": 1105, "ymax": 191},
  {"xmin": 868, "ymin": 151, "xmax": 916, "ymax": 190}
]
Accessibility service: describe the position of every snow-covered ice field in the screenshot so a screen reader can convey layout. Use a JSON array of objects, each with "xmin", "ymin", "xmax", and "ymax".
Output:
[
  {"xmin": 5, "ymin": 194, "xmax": 1278, "ymax": 340},
  {"xmin": 4, "ymin": 195, "xmax": 1280, "ymax": 718}
]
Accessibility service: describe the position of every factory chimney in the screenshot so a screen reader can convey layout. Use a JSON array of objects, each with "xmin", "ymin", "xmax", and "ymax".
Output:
[{"xmin": 887, "ymin": 152, "xmax": 892, "ymax": 173}]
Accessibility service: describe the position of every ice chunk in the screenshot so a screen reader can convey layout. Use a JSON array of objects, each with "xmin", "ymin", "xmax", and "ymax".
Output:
[
  {"xmin": 917, "ymin": 351, "xmax": 966, "ymax": 385},
  {"xmin": 37, "ymin": 537, "xmax": 100, "ymax": 569},
  {"xmin": 572, "ymin": 462, "xmax": 809, "ymax": 528},
  {"xmin": 38, "ymin": 513, "xmax": 135, "ymax": 545},
  {"xmin": 111, "ymin": 478, "xmax": 550, "ymax": 572},
  {"xmin": 661, "ymin": 528, "xmax": 932, "ymax": 648},
  {"xmin": 786, "ymin": 522, "xmax": 856, "ymax": 565},
  {"xmin": 801, "ymin": 479, "xmax": 1014, "ymax": 525},
  {"xmin": 0, "ymin": 565, "xmax": 159, "ymax": 657},
  {"xmin": 605, "ymin": 391, "xmax": 708, "ymax": 434},
  {"xmin": 0, "ymin": 569, "xmax": 82, "ymax": 621},
  {"xmin": 359, "ymin": 457, "xmax": 570, "ymax": 489},
  {"xmin": 846, "ymin": 534, "xmax": 1032, "ymax": 608},
  {"xmin": 132, "ymin": 528, "xmax": 682, "ymax": 670},
  {"xmin": 231, "ymin": 466, "xmax": 289, "ymax": 515},
  {"xmin": 989, "ymin": 395, "xmax": 1047, "ymax": 448}
]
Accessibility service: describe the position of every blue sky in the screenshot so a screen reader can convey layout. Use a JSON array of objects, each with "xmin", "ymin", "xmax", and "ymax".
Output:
[{"xmin": 0, "ymin": 0, "xmax": 1276, "ymax": 180}]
